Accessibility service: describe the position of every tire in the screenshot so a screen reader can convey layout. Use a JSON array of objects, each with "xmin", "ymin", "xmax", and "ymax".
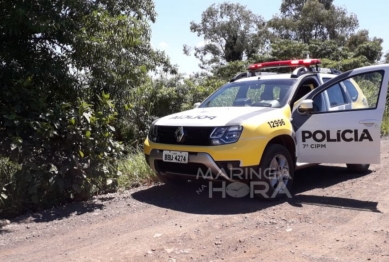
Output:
[
  {"xmin": 346, "ymin": 164, "xmax": 370, "ymax": 173},
  {"xmin": 156, "ymin": 172, "xmax": 188, "ymax": 185},
  {"xmin": 252, "ymin": 144, "xmax": 294, "ymax": 199}
]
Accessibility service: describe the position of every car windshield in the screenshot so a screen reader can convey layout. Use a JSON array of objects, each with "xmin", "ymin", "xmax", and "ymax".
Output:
[{"xmin": 200, "ymin": 79, "xmax": 298, "ymax": 108}]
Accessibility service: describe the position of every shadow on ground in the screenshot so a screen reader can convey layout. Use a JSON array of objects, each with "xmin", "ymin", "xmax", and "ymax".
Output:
[
  {"xmin": 4, "ymin": 165, "xmax": 379, "ymax": 227},
  {"xmin": 289, "ymin": 164, "xmax": 380, "ymax": 213},
  {"xmin": 0, "ymin": 228, "xmax": 11, "ymax": 235},
  {"xmin": 132, "ymin": 164, "xmax": 380, "ymax": 215},
  {"xmin": 11, "ymin": 201, "xmax": 105, "ymax": 224}
]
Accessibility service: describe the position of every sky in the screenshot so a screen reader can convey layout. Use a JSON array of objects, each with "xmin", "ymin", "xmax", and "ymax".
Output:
[{"xmin": 150, "ymin": 0, "xmax": 389, "ymax": 76}]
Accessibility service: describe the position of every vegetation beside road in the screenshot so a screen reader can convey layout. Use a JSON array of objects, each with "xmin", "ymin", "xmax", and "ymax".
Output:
[{"xmin": 1, "ymin": 0, "xmax": 389, "ymax": 218}]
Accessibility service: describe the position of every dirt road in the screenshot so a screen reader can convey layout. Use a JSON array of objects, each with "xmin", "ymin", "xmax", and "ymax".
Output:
[{"xmin": 1, "ymin": 139, "xmax": 389, "ymax": 262}]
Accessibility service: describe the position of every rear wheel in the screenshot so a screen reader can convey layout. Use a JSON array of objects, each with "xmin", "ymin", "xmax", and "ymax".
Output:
[
  {"xmin": 252, "ymin": 144, "xmax": 294, "ymax": 199},
  {"xmin": 346, "ymin": 164, "xmax": 370, "ymax": 173}
]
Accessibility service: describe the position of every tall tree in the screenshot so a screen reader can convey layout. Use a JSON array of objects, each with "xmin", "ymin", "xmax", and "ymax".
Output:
[
  {"xmin": 279, "ymin": 0, "xmax": 333, "ymax": 19},
  {"xmin": 269, "ymin": 0, "xmax": 358, "ymax": 45},
  {"xmin": 268, "ymin": 37, "xmax": 381, "ymax": 71},
  {"xmin": 346, "ymin": 30, "xmax": 383, "ymax": 63},
  {"xmin": 0, "ymin": 0, "xmax": 174, "ymax": 211},
  {"xmin": 184, "ymin": 2, "xmax": 269, "ymax": 70}
]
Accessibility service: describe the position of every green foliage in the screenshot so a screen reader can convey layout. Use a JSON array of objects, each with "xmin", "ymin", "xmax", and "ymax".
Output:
[
  {"xmin": 119, "ymin": 76, "xmax": 188, "ymax": 146},
  {"xmin": 185, "ymin": 2, "xmax": 269, "ymax": 70},
  {"xmin": 118, "ymin": 74, "xmax": 222, "ymax": 146},
  {"xmin": 270, "ymin": 40, "xmax": 309, "ymax": 60},
  {"xmin": 0, "ymin": 0, "xmax": 175, "ymax": 216},
  {"xmin": 184, "ymin": 75, "xmax": 226, "ymax": 107},
  {"xmin": 355, "ymin": 82, "xmax": 380, "ymax": 108},
  {"xmin": 267, "ymin": 1, "xmax": 382, "ymax": 66},
  {"xmin": 269, "ymin": 0, "xmax": 358, "ymax": 45},
  {"xmin": 1, "ymin": 0, "xmax": 388, "ymax": 218},
  {"xmin": 211, "ymin": 60, "xmax": 250, "ymax": 81},
  {"xmin": 117, "ymin": 150, "xmax": 157, "ymax": 189},
  {"xmin": 0, "ymin": 94, "xmax": 123, "ymax": 217},
  {"xmin": 0, "ymin": 158, "xmax": 21, "ymax": 215},
  {"xmin": 321, "ymin": 57, "xmax": 369, "ymax": 71},
  {"xmin": 382, "ymin": 108, "xmax": 389, "ymax": 136},
  {"xmin": 308, "ymin": 40, "xmax": 349, "ymax": 60},
  {"xmin": 188, "ymin": 0, "xmax": 384, "ymax": 74},
  {"xmin": 385, "ymin": 53, "xmax": 389, "ymax": 63}
]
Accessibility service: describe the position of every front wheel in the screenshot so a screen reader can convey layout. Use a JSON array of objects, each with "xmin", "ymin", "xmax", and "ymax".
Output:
[
  {"xmin": 346, "ymin": 164, "xmax": 370, "ymax": 173},
  {"xmin": 252, "ymin": 144, "xmax": 294, "ymax": 199}
]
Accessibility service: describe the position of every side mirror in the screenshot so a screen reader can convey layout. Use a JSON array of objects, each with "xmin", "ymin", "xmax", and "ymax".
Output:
[
  {"xmin": 193, "ymin": 102, "xmax": 201, "ymax": 108},
  {"xmin": 298, "ymin": 99, "xmax": 314, "ymax": 113}
]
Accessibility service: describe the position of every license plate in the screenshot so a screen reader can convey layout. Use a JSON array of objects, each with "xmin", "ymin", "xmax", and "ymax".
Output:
[{"xmin": 162, "ymin": 151, "xmax": 188, "ymax": 163}]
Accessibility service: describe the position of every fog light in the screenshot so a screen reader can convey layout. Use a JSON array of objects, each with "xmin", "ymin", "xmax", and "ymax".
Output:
[{"xmin": 211, "ymin": 139, "xmax": 222, "ymax": 145}]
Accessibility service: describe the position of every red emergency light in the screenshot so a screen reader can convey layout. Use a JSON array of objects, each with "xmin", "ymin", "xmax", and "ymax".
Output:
[{"xmin": 248, "ymin": 59, "xmax": 321, "ymax": 71}]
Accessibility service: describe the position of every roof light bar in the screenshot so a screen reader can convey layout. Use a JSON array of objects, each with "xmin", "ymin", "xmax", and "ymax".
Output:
[{"xmin": 248, "ymin": 59, "xmax": 321, "ymax": 71}]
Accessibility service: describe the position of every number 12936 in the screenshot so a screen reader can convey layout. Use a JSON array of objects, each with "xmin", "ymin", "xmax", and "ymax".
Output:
[{"xmin": 267, "ymin": 119, "xmax": 286, "ymax": 128}]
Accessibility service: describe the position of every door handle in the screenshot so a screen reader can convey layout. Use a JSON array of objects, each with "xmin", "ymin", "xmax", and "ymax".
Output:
[
  {"xmin": 359, "ymin": 120, "xmax": 379, "ymax": 125},
  {"xmin": 359, "ymin": 120, "xmax": 379, "ymax": 127}
]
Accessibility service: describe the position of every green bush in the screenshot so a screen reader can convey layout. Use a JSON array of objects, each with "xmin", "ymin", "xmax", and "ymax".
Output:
[
  {"xmin": 382, "ymin": 108, "xmax": 389, "ymax": 136},
  {"xmin": 0, "ymin": 93, "xmax": 123, "ymax": 217},
  {"xmin": 117, "ymin": 149, "xmax": 157, "ymax": 189},
  {"xmin": 117, "ymin": 74, "xmax": 224, "ymax": 146},
  {"xmin": 0, "ymin": 158, "xmax": 21, "ymax": 217}
]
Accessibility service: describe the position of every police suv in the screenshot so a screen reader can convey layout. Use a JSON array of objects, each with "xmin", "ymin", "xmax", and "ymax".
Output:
[{"xmin": 144, "ymin": 59, "xmax": 389, "ymax": 198}]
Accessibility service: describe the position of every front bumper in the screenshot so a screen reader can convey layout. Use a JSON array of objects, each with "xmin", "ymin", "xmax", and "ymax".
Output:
[
  {"xmin": 144, "ymin": 137, "xmax": 267, "ymax": 167},
  {"xmin": 147, "ymin": 149, "xmax": 238, "ymax": 182}
]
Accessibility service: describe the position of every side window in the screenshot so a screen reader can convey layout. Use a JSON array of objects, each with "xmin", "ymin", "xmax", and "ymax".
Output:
[
  {"xmin": 313, "ymin": 93, "xmax": 325, "ymax": 112},
  {"xmin": 313, "ymin": 71, "xmax": 383, "ymax": 113},
  {"xmin": 326, "ymin": 84, "xmax": 348, "ymax": 107},
  {"xmin": 343, "ymin": 80, "xmax": 359, "ymax": 102},
  {"xmin": 293, "ymin": 84, "xmax": 313, "ymax": 103},
  {"xmin": 208, "ymin": 86, "xmax": 240, "ymax": 107},
  {"xmin": 352, "ymin": 73, "xmax": 382, "ymax": 108}
]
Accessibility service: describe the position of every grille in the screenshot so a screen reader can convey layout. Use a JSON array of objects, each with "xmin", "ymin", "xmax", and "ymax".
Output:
[
  {"xmin": 155, "ymin": 161, "xmax": 210, "ymax": 177},
  {"xmin": 156, "ymin": 126, "xmax": 214, "ymax": 146}
]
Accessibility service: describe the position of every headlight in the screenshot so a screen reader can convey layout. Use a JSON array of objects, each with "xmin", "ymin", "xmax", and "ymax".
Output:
[
  {"xmin": 148, "ymin": 122, "xmax": 158, "ymax": 142},
  {"xmin": 210, "ymin": 126, "xmax": 243, "ymax": 145}
]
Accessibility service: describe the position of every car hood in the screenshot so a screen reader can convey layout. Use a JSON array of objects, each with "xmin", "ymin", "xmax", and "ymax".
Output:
[{"xmin": 154, "ymin": 107, "xmax": 279, "ymax": 127}]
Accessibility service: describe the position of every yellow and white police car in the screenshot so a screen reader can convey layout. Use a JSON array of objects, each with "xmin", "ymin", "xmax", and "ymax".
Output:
[{"xmin": 144, "ymin": 59, "xmax": 389, "ymax": 198}]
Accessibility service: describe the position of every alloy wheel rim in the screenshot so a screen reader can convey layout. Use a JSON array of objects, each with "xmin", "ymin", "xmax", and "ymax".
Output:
[{"xmin": 268, "ymin": 154, "xmax": 290, "ymax": 193}]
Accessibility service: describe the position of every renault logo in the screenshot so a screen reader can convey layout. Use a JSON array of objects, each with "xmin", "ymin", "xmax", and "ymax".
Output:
[{"xmin": 175, "ymin": 126, "xmax": 185, "ymax": 142}]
